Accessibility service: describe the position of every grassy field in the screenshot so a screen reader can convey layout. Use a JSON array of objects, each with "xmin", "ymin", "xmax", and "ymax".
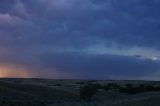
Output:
[{"xmin": 0, "ymin": 78, "xmax": 160, "ymax": 106}]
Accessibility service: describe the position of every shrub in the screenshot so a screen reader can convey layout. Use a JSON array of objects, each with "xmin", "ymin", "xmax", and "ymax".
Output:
[
  {"xmin": 107, "ymin": 83, "xmax": 120, "ymax": 89},
  {"xmin": 76, "ymin": 82, "xmax": 85, "ymax": 85},
  {"xmin": 55, "ymin": 83, "xmax": 61, "ymax": 86},
  {"xmin": 103, "ymin": 85, "xmax": 109, "ymax": 91},
  {"xmin": 93, "ymin": 83, "xmax": 102, "ymax": 89},
  {"xmin": 155, "ymin": 86, "xmax": 160, "ymax": 91},
  {"xmin": 119, "ymin": 84, "xmax": 136, "ymax": 94},
  {"xmin": 119, "ymin": 84, "xmax": 159, "ymax": 94},
  {"xmin": 145, "ymin": 85, "xmax": 155, "ymax": 91},
  {"xmin": 79, "ymin": 83, "xmax": 98, "ymax": 100},
  {"xmin": 136, "ymin": 84, "xmax": 146, "ymax": 93}
]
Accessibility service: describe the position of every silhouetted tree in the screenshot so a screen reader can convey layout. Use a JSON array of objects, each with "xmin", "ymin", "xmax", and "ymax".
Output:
[{"xmin": 80, "ymin": 83, "xmax": 98, "ymax": 100}]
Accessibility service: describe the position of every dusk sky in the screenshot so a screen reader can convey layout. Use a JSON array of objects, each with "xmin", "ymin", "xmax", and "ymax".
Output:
[{"xmin": 0, "ymin": 0, "xmax": 160, "ymax": 80}]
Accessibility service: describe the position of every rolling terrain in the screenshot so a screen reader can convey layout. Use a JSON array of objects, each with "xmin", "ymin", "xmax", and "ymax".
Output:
[{"xmin": 0, "ymin": 78, "xmax": 160, "ymax": 106}]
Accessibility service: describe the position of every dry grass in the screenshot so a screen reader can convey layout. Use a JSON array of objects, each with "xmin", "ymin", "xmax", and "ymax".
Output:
[{"xmin": 0, "ymin": 78, "xmax": 160, "ymax": 106}]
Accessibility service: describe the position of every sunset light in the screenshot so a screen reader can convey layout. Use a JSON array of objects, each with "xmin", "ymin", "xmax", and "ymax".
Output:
[{"xmin": 0, "ymin": 65, "xmax": 32, "ymax": 78}]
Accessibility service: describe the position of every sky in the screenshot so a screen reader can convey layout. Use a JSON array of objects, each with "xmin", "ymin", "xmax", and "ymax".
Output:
[{"xmin": 0, "ymin": 0, "xmax": 160, "ymax": 80}]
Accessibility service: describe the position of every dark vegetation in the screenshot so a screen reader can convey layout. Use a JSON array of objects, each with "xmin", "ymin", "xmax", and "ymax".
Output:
[
  {"xmin": 55, "ymin": 83, "xmax": 62, "ymax": 86},
  {"xmin": 119, "ymin": 84, "xmax": 160, "ymax": 94},
  {"xmin": 1, "ymin": 79, "xmax": 160, "ymax": 106},
  {"xmin": 80, "ymin": 83, "xmax": 98, "ymax": 100},
  {"xmin": 0, "ymin": 80, "xmax": 77, "ymax": 106},
  {"xmin": 80, "ymin": 83, "xmax": 160, "ymax": 100},
  {"xmin": 76, "ymin": 81, "xmax": 85, "ymax": 85}
]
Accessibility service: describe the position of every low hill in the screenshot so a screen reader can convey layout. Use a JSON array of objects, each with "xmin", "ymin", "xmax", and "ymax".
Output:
[{"xmin": 0, "ymin": 78, "xmax": 160, "ymax": 106}]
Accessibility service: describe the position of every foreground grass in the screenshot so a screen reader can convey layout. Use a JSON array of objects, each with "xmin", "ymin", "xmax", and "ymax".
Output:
[
  {"xmin": 0, "ymin": 79, "xmax": 160, "ymax": 106},
  {"xmin": 0, "ymin": 80, "xmax": 78, "ymax": 106},
  {"xmin": 117, "ymin": 97, "xmax": 160, "ymax": 106}
]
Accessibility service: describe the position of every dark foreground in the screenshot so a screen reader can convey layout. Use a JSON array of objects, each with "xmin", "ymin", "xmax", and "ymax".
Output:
[{"xmin": 0, "ymin": 78, "xmax": 160, "ymax": 106}]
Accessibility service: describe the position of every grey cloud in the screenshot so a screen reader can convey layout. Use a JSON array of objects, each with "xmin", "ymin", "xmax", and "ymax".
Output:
[{"xmin": 0, "ymin": 0, "xmax": 160, "ymax": 79}]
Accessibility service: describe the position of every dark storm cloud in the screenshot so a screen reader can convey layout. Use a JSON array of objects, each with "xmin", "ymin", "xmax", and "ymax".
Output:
[
  {"xmin": 0, "ymin": 0, "xmax": 160, "ymax": 79},
  {"xmin": 35, "ymin": 52, "xmax": 160, "ymax": 79},
  {"xmin": 19, "ymin": 0, "xmax": 160, "ymax": 48}
]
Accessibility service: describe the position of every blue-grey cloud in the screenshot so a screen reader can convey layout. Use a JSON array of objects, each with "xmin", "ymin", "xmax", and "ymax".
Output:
[{"xmin": 0, "ymin": 0, "xmax": 160, "ymax": 80}]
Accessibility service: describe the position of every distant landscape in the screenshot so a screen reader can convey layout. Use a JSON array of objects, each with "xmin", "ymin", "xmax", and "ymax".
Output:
[
  {"xmin": 1, "ymin": 0, "xmax": 160, "ymax": 106},
  {"xmin": 0, "ymin": 78, "xmax": 160, "ymax": 106}
]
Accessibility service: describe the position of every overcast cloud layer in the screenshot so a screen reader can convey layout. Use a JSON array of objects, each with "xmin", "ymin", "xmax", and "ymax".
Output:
[{"xmin": 0, "ymin": 0, "xmax": 160, "ymax": 80}]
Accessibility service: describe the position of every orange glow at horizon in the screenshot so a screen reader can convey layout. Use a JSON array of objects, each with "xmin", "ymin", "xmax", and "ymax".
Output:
[{"xmin": 0, "ymin": 65, "xmax": 32, "ymax": 78}]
